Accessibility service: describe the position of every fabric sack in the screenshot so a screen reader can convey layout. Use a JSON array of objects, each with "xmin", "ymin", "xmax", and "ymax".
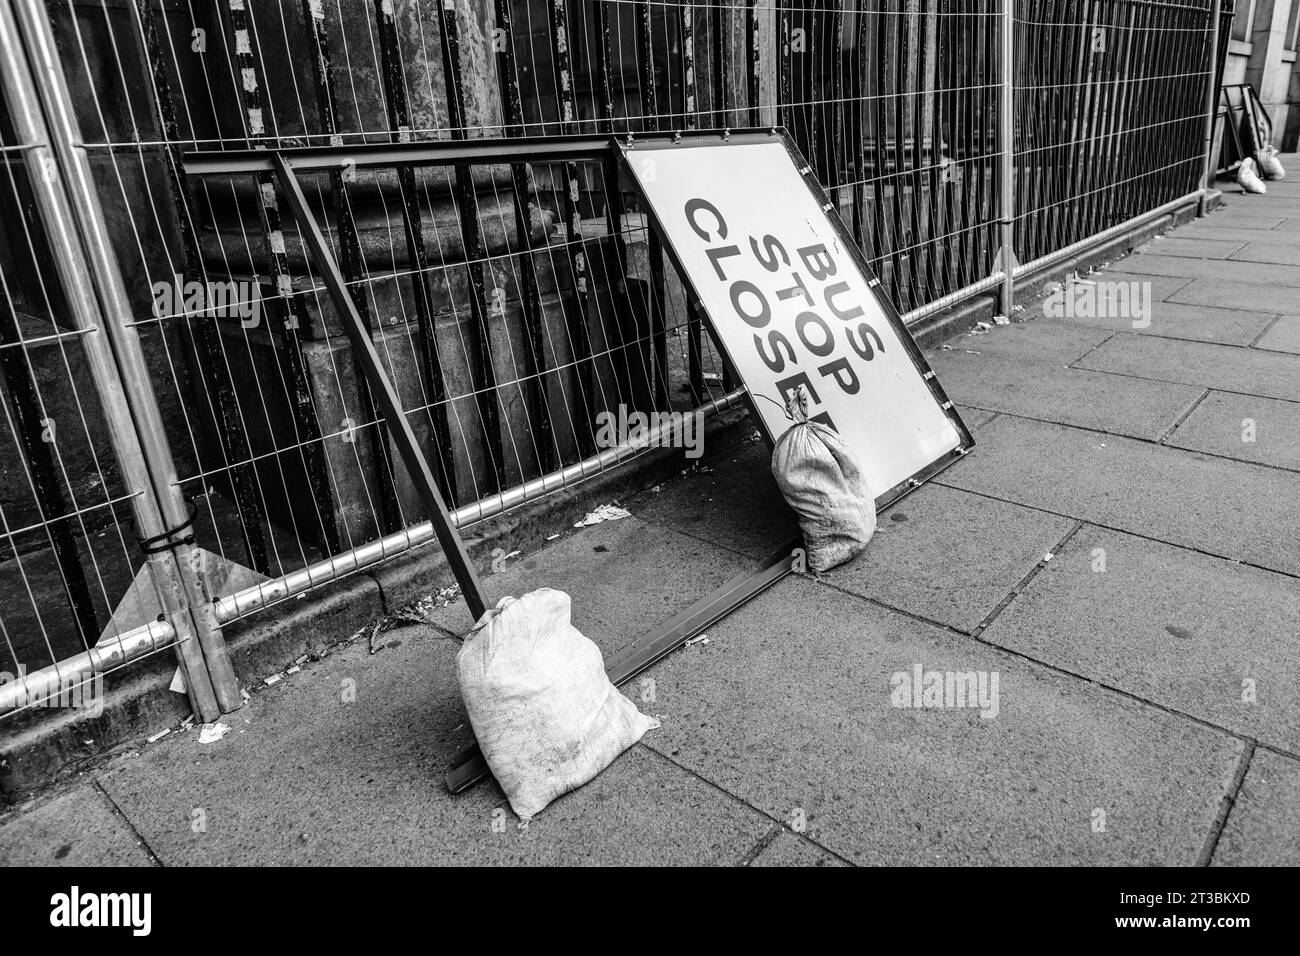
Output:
[
  {"xmin": 457, "ymin": 588, "xmax": 659, "ymax": 822},
  {"xmin": 770, "ymin": 384, "xmax": 877, "ymax": 572},
  {"xmin": 1239, "ymin": 157, "xmax": 1268, "ymax": 194},
  {"xmin": 1257, "ymin": 145, "xmax": 1287, "ymax": 181}
]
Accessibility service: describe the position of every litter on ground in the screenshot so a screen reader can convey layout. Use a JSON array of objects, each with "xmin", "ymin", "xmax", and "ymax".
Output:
[
  {"xmin": 198, "ymin": 721, "xmax": 231, "ymax": 744},
  {"xmin": 573, "ymin": 504, "xmax": 631, "ymax": 527}
]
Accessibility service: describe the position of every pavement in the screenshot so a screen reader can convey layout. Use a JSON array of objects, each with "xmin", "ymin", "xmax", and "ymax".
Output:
[{"xmin": 3, "ymin": 161, "xmax": 1299, "ymax": 866}]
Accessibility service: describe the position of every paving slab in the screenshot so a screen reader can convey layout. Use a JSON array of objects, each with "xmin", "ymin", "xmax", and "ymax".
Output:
[
  {"xmin": 957, "ymin": 405, "xmax": 999, "ymax": 430},
  {"xmin": 1167, "ymin": 277, "xmax": 1300, "ymax": 314},
  {"xmin": 633, "ymin": 444, "xmax": 1071, "ymax": 635},
  {"xmin": 1075, "ymin": 333, "xmax": 1300, "ymax": 403},
  {"xmin": 1117, "ymin": 253, "xmax": 1300, "ymax": 288},
  {"xmin": 1068, "ymin": 271, "xmax": 1196, "ymax": 304},
  {"xmin": 637, "ymin": 575, "xmax": 1243, "ymax": 865},
  {"xmin": 95, "ymin": 624, "xmax": 770, "ymax": 865},
  {"xmin": 927, "ymin": 346, "xmax": 1204, "ymax": 440},
  {"xmin": 936, "ymin": 415, "xmax": 1300, "ymax": 576},
  {"xmin": 1210, "ymin": 749, "xmax": 1300, "ymax": 867},
  {"xmin": 1253, "ymin": 315, "xmax": 1300, "ymax": 354},
  {"xmin": 1225, "ymin": 196, "xmax": 1300, "ymax": 213},
  {"xmin": 1167, "ymin": 391, "xmax": 1300, "ymax": 472},
  {"xmin": 938, "ymin": 318, "xmax": 1112, "ymax": 364},
  {"xmin": 749, "ymin": 829, "xmax": 847, "ymax": 866},
  {"xmin": 0, "ymin": 786, "xmax": 154, "ymax": 866},
  {"xmin": 1203, "ymin": 211, "xmax": 1288, "ymax": 230},
  {"xmin": 1136, "ymin": 237, "xmax": 1246, "ymax": 259},
  {"xmin": 820, "ymin": 483, "xmax": 1074, "ymax": 632},
  {"xmin": 980, "ymin": 525, "xmax": 1300, "ymax": 751},
  {"xmin": 1051, "ymin": 301, "xmax": 1278, "ymax": 346},
  {"xmin": 629, "ymin": 441, "xmax": 799, "ymax": 559},
  {"xmin": 1248, "ymin": 180, "xmax": 1300, "ymax": 196},
  {"xmin": 1229, "ymin": 242, "xmax": 1300, "ymax": 266},
  {"xmin": 406, "ymin": 516, "xmax": 755, "ymax": 654},
  {"xmin": 1171, "ymin": 223, "xmax": 1300, "ymax": 245},
  {"xmin": 1240, "ymin": 198, "xmax": 1300, "ymax": 214}
]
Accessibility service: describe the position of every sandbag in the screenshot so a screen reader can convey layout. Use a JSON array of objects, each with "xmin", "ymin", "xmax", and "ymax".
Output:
[
  {"xmin": 1257, "ymin": 145, "xmax": 1287, "ymax": 181},
  {"xmin": 457, "ymin": 588, "xmax": 658, "ymax": 822},
  {"xmin": 1239, "ymin": 157, "xmax": 1268, "ymax": 195},
  {"xmin": 770, "ymin": 384, "xmax": 877, "ymax": 572}
]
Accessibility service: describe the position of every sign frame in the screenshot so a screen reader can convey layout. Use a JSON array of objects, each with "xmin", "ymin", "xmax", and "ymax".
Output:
[{"xmin": 619, "ymin": 127, "xmax": 974, "ymax": 510}]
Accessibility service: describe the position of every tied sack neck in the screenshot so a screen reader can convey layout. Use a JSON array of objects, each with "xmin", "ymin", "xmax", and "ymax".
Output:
[{"xmin": 785, "ymin": 383, "xmax": 812, "ymax": 425}]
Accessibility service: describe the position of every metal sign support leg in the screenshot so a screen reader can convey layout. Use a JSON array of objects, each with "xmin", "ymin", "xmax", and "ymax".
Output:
[{"xmin": 270, "ymin": 156, "xmax": 490, "ymax": 622}]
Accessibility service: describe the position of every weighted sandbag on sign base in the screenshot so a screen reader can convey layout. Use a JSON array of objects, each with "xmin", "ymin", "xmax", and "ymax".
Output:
[
  {"xmin": 457, "ymin": 588, "xmax": 659, "ymax": 822},
  {"xmin": 770, "ymin": 384, "xmax": 877, "ymax": 573},
  {"xmin": 1257, "ymin": 145, "xmax": 1287, "ymax": 181},
  {"xmin": 1239, "ymin": 157, "xmax": 1268, "ymax": 194}
]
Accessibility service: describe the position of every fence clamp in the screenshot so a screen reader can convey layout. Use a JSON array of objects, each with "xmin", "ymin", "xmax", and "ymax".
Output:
[{"xmin": 136, "ymin": 500, "xmax": 198, "ymax": 555}]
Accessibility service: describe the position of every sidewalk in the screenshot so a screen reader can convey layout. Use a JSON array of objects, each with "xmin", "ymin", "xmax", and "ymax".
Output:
[{"xmin": 3, "ymin": 163, "xmax": 1298, "ymax": 866}]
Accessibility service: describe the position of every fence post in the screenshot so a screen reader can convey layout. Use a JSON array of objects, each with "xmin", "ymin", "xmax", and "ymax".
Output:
[
  {"xmin": 999, "ymin": 0, "xmax": 1016, "ymax": 315},
  {"xmin": 7, "ymin": 0, "xmax": 242, "ymax": 717},
  {"xmin": 1198, "ymin": 0, "xmax": 1223, "ymax": 217}
]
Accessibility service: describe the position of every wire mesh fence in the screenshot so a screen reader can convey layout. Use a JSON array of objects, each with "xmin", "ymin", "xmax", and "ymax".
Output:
[
  {"xmin": 0, "ymin": 0, "xmax": 1226, "ymax": 726},
  {"xmin": 1012, "ymin": 0, "xmax": 1220, "ymax": 268},
  {"xmin": 0, "ymin": 118, "xmax": 172, "ymax": 711}
]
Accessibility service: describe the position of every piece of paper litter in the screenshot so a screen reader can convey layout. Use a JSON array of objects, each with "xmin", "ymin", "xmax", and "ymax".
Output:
[
  {"xmin": 198, "ymin": 721, "xmax": 231, "ymax": 744},
  {"xmin": 573, "ymin": 504, "xmax": 631, "ymax": 528}
]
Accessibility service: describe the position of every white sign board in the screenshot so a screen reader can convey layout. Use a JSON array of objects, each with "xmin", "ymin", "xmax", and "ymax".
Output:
[{"xmin": 624, "ymin": 134, "xmax": 970, "ymax": 503}]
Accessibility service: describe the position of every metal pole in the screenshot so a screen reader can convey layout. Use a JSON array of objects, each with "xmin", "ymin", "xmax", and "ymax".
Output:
[
  {"xmin": 0, "ymin": 621, "xmax": 175, "ymax": 717},
  {"xmin": 7, "ymin": 0, "xmax": 241, "ymax": 716},
  {"xmin": 999, "ymin": 0, "xmax": 1016, "ymax": 315},
  {"xmin": 271, "ymin": 156, "xmax": 491, "ymax": 622},
  {"xmin": 1198, "ymin": 0, "xmax": 1222, "ymax": 217},
  {"xmin": 0, "ymin": 0, "xmax": 226, "ymax": 721}
]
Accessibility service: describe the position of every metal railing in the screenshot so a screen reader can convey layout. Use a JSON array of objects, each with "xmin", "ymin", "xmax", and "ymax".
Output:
[{"xmin": 0, "ymin": 0, "xmax": 1230, "ymax": 728}]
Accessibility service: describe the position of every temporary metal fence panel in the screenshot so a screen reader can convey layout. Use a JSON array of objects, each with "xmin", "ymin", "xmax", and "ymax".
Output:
[
  {"xmin": 0, "ymin": 0, "xmax": 232, "ymax": 723},
  {"xmin": 0, "ymin": 0, "xmax": 1230, "ymax": 728},
  {"xmin": 1011, "ymin": 0, "xmax": 1219, "ymax": 268}
]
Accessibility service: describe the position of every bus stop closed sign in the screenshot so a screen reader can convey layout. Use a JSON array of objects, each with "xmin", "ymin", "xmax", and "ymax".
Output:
[{"xmin": 624, "ymin": 133, "xmax": 971, "ymax": 505}]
